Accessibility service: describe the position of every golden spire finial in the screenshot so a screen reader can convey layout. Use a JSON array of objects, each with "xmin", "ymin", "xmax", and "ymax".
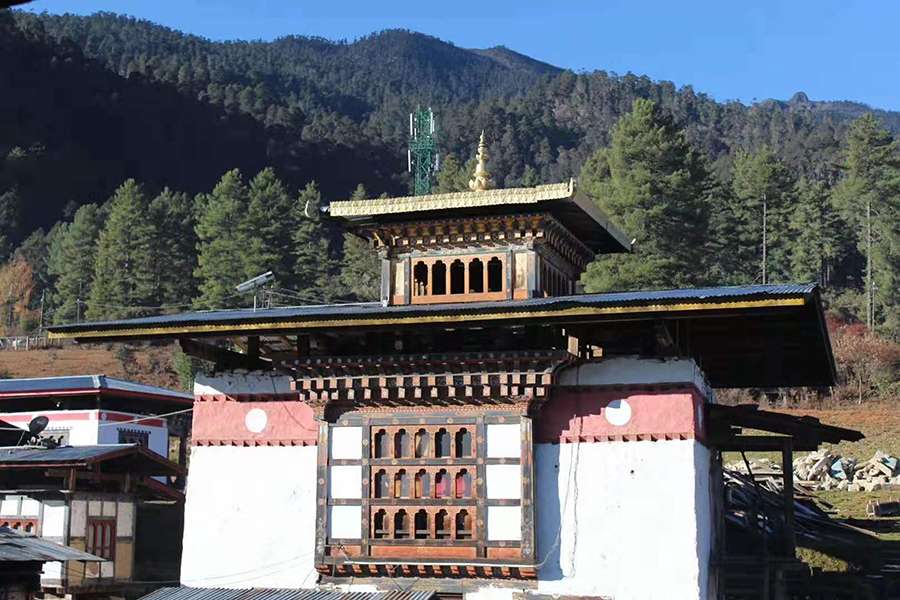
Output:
[{"xmin": 468, "ymin": 130, "xmax": 495, "ymax": 192}]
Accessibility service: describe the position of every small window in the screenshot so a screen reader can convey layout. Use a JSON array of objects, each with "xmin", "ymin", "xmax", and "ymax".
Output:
[
  {"xmin": 394, "ymin": 429, "xmax": 411, "ymax": 458},
  {"xmin": 414, "ymin": 429, "xmax": 430, "ymax": 458},
  {"xmin": 435, "ymin": 428, "xmax": 450, "ymax": 458},
  {"xmin": 86, "ymin": 518, "xmax": 116, "ymax": 560},
  {"xmin": 373, "ymin": 429, "xmax": 388, "ymax": 458},
  {"xmin": 374, "ymin": 470, "xmax": 389, "ymax": 498},
  {"xmin": 118, "ymin": 428, "xmax": 149, "ymax": 447},
  {"xmin": 414, "ymin": 510, "xmax": 429, "ymax": 540},
  {"xmin": 450, "ymin": 260, "xmax": 465, "ymax": 294},
  {"xmin": 455, "ymin": 469, "xmax": 472, "ymax": 499},
  {"xmin": 414, "ymin": 469, "xmax": 431, "ymax": 499},
  {"xmin": 434, "ymin": 469, "xmax": 450, "ymax": 499},
  {"xmin": 487, "ymin": 257, "xmax": 503, "ymax": 292},
  {"xmin": 413, "ymin": 261, "xmax": 429, "ymax": 296},
  {"xmin": 394, "ymin": 469, "xmax": 410, "ymax": 498},
  {"xmin": 435, "ymin": 510, "xmax": 450, "ymax": 540},
  {"xmin": 455, "ymin": 510, "xmax": 472, "ymax": 540},
  {"xmin": 373, "ymin": 509, "xmax": 388, "ymax": 539},
  {"xmin": 394, "ymin": 510, "xmax": 410, "ymax": 539},
  {"xmin": 432, "ymin": 262, "xmax": 447, "ymax": 295},
  {"xmin": 454, "ymin": 428, "xmax": 472, "ymax": 458},
  {"xmin": 468, "ymin": 259, "xmax": 484, "ymax": 293}
]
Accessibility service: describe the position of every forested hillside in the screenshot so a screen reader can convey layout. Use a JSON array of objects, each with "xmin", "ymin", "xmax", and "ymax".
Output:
[{"xmin": 0, "ymin": 9, "xmax": 897, "ymax": 364}]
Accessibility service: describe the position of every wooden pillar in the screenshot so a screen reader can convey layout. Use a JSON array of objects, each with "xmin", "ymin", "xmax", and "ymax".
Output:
[
  {"xmin": 247, "ymin": 336, "xmax": 260, "ymax": 360},
  {"xmin": 781, "ymin": 438, "xmax": 795, "ymax": 556}
]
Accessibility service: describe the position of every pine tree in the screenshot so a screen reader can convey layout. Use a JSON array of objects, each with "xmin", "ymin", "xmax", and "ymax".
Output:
[
  {"xmin": 86, "ymin": 180, "xmax": 157, "ymax": 320},
  {"xmin": 435, "ymin": 155, "xmax": 472, "ymax": 193},
  {"xmin": 831, "ymin": 114, "xmax": 900, "ymax": 334},
  {"xmin": 728, "ymin": 147, "xmax": 795, "ymax": 284},
  {"xmin": 338, "ymin": 184, "xmax": 380, "ymax": 301},
  {"xmin": 48, "ymin": 203, "xmax": 104, "ymax": 323},
  {"xmin": 787, "ymin": 178, "xmax": 845, "ymax": 286},
  {"xmin": 0, "ymin": 188, "xmax": 22, "ymax": 260},
  {"xmin": 244, "ymin": 168, "xmax": 297, "ymax": 288},
  {"xmin": 292, "ymin": 182, "xmax": 337, "ymax": 302},
  {"xmin": 149, "ymin": 188, "xmax": 197, "ymax": 306},
  {"xmin": 194, "ymin": 169, "xmax": 250, "ymax": 309},
  {"xmin": 580, "ymin": 99, "xmax": 711, "ymax": 291}
]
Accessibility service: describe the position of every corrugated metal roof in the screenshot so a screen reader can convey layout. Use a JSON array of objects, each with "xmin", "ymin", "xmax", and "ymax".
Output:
[
  {"xmin": 0, "ymin": 374, "xmax": 192, "ymax": 400},
  {"xmin": 140, "ymin": 588, "xmax": 435, "ymax": 600},
  {"xmin": 0, "ymin": 444, "xmax": 138, "ymax": 464},
  {"xmin": 47, "ymin": 283, "xmax": 818, "ymax": 335},
  {"xmin": 0, "ymin": 527, "xmax": 103, "ymax": 562}
]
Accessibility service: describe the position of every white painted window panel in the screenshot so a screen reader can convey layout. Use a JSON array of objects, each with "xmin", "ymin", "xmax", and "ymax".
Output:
[
  {"xmin": 329, "ymin": 465, "xmax": 362, "ymax": 499},
  {"xmin": 102, "ymin": 500, "xmax": 116, "ymax": 517},
  {"xmin": 101, "ymin": 561, "xmax": 114, "ymax": 578},
  {"xmin": 42, "ymin": 501, "xmax": 66, "ymax": 537},
  {"xmin": 88, "ymin": 500, "xmax": 102, "ymax": 516},
  {"xmin": 20, "ymin": 497, "xmax": 40, "ymax": 517},
  {"xmin": 0, "ymin": 497, "xmax": 20, "ymax": 516},
  {"xmin": 486, "ymin": 465, "xmax": 521, "ymax": 499},
  {"xmin": 70, "ymin": 500, "xmax": 87, "ymax": 536},
  {"xmin": 117, "ymin": 501, "xmax": 134, "ymax": 537},
  {"xmin": 330, "ymin": 427, "xmax": 362, "ymax": 460},
  {"xmin": 486, "ymin": 424, "xmax": 521, "ymax": 458},
  {"xmin": 487, "ymin": 506, "xmax": 521, "ymax": 541},
  {"xmin": 329, "ymin": 505, "xmax": 361, "ymax": 539}
]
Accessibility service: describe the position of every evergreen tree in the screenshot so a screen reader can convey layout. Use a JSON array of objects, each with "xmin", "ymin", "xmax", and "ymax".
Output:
[
  {"xmin": 580, "ymin": 99, "xmax": 710, "ymax": 291},
  {"xmin": 338, "ymin": 184, "xmax": 380, "ymax": 301},
  {"xmin": 87, "ymin": 180, "xmax": 157, "ymax": 320},
  {"xmin": 728, "ymin": 147, "xmax": 795, "ymax": 284},
  {"xmin": 48, "ymin": 203, "xmax": 104, "ymax": 323},
  {"xmin": 292, "ymin": 182, "xmax": 337, "ymax": 302},
  {"xmin": 149, "ymin": 188, "xmax": 197, "ymax": 306},
  {"xmin": 788, "ymin": 178, "xmax": 845, "ymax": 286},
  {"xmin": 194, "ymin": 170, "xmax": 250, "ymax": 309},
  {"xmin": 244, "ymin": 168, "xmax": 297, "ymax": 287},
  {"xmin": 0, "ymin": 188, "xmax": 22, "ymax": 260},
  {"xmin": 435, "ymin": 155, "xmax": 472, "ymax": 193},
  {"xmin": 831, "ymin": 114, "xmax": 900, "ymax": 334}
]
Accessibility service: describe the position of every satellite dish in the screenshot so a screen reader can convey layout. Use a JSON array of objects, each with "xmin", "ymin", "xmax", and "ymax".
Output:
[{"xmin": 28, "ymin": 416, "xmax": 49, "ymax": 436}]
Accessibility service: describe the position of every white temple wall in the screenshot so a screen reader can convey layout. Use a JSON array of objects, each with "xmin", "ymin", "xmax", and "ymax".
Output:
[{"xmin": 180, "ymin": 445, "xmax": 318, "ymax": 589}]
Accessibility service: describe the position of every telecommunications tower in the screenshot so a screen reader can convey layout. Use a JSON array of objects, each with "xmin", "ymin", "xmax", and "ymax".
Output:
[{"xmin": 408, "ymin": 107, "xmax": 438, "ymax": 195}]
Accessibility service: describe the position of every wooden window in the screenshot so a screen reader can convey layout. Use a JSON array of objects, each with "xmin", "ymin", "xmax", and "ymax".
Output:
[
  {"xmin": 432, "ymin": 262, "xmax": 447, "ymax": 295},
  {"xmin": 455, "ymin": 469, "xmax": 472, "ymax": 499},
  {"xmin": 394, "ymin": 469, "xmax": 410, "ymax": 498},
  {"xmin": 118, "ymin": 428, "xmax": 150, "ymax": 447},
  {"xmin": 455, "ymin": 510, "xmax": 472, "ymax": 540},
  {"xmin": 414, "ymin": 510, "xmax": 429, "ymax": 540},
  {"xmin": 373, "ymin": 429, "xmax": 388, "ymax": 458},
  {"xmin": 414, "ymin": 469, "xmax": 430, "ymax": 499},
  {"xmin": 434, "ymin": 469, "xmax": 450, "ymax": 498},
  {"xmin": 413, "ymin": 261, "xmax": 429, "ymax": 296},
  {"xmin": 86, "ymin": 517, "xmax": 116, "ymax": 560},
  {"xmin": 435, "ymin": 428, "xmax": 450, "ymax": 458},
  {"xmin": 374, "ymin": 469, "xmax": 389, "ymax": 498},
  {"xmin": 393, "ymin": 510, "xmax": 410, "ymax": 539},
  {"xmin": 454, "ymin": 428, "xmax": 472, "ymax": 457},
  {"xmin": 450, "ymin": 260, "xmax": 465, "ymax": 294},
  {"xmin": 373, "ymin": 509, "xmax": 388, "ymax": 539},
  {"xmin": 487, "ymin": 257, "xmax": 503, "ymax": 292},
  {"xmin": 394, "ymin": 429, "xmax": 411, "ymax": 458},
  {"xmin": 414, "ymin": 429, "xmax": 430, "ymax": 458},
  {"xmin": 468, "ymin": 259, "xmax": 484, "ymax": 293},
  {"xmin": 435, "ymin": 509, "xmax": 450, "ymax": 540}
]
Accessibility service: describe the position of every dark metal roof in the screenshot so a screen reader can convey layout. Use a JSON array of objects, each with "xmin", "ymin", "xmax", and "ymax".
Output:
[
  {"xmin": 0, "ymin": 375, "xmax": 192, "ymax": 401},
  {"xmin": 47, "ymin": 283, "xmax": 819, "ymax": 335},
  {"xmin": 0, "ymin": 444, "xmax": 183, "ymax": 476},
  {"xmin": 140, "ymin": 588, "xmax": 435, "ymax": 600},
  {"xmin": 0, "ymin": 527, "xmax": 103, "ymax": 562}
]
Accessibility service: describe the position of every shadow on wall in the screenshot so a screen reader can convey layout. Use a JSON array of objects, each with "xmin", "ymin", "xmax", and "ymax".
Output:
[{"xmin": 534, "ymin": 444, "xmax": 563, "ymax": 581}]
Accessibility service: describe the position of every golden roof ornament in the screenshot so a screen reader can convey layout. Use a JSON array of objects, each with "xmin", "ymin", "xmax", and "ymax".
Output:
[{"xmin": 468, "ymin": 131, "xmax": 495, "ymax": 192}]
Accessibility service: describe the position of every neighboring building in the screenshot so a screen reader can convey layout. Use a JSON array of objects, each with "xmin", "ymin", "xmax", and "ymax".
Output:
[
  {"xmin": 0, "ymin": 525, "xmax": 102, "ymax": 600},
  {"xmin": 47, "ymin": 147, "xmax": 859, "ymax": 600},
  {"xmin": 0, "ymin": 445, "xmax": 184, "ymax": 599}
]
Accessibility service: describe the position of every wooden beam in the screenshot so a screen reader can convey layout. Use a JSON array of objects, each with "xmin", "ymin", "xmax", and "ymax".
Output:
[
  {"xmin": 178, "ymin": 338, "xmax": 270, "ymax": 371},
  {"xmin": 781, "ymin": 438, "xmax": 796, "ymax": 557}
]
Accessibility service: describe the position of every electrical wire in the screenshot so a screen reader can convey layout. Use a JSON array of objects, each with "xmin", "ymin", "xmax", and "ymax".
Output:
[{"xmin": 0, "ymin": 407, "xmax": 195, "ymax": 432}]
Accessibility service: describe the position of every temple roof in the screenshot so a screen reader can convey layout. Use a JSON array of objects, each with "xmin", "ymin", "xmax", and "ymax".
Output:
[{"xmin": 328, "ymin": 179, "xmax": 632, "ymax": 254}]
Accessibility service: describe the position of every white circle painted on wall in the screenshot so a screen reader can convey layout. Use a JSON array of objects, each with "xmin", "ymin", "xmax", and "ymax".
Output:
[
  {"xmin": 245, "ymin": 408, "xmax": 268, "ymax": 433},
  {"xmin": 604, "ymin": 399, "xmax": 632, "ymax": 426}
]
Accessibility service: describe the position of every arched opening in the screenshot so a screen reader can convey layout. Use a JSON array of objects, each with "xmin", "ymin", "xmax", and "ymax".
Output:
[
  {"xmin": 373, "ymin": 429, "xmax": 388, "ymax": 458},
  {"xmin": 373, "ymin": 509, "xmax": 388, "ymax": 539},
  {"xmin": 414, "ymin": 469, "xmax": 431, "ymax": 499},
  {"xmin": 435, "ymin": 510, "xmax": 450, "ymax": 539},
  {"xmin": 455, "ymin": 469, "xmax": 472, "ymax": 499},
  {"xmin": 414, "ymin": 510, "xmax": 429, "ymax": 540},
  {"xmin": 468, "ymin": 258, "xmax": 484, "ymax": 293},
  {"xmin": 432, "ymin": 261, "xmax": 447, "ymax": 295},
  {"xmin": 374, "ymin": 469, "xmax": 389, "ymax": 498},
  {"xmin": 454, "ymin": 428, "xmax": 472, "ymax": 457},
  {"xmin": 394, "ymin": 510, "xmax": 410, "ymax": 539},
  {"xmin": 455, "ymin": 510, "xmax": 472, "ymax": 540},
  {"xmin": 414, "ymin": 429, "xmax": 430, "ymax": 458},
  {"xmin": 487, "ymin": 257, "xmax": 503, "ymax": 292},
  {"xmin": 394, "ymin": 469, "xmax": 410, "ymax": 498},
  {"xmin": 394, "ymin": 429, "xmax": 411, "ymax": 458},
  {"xmin": 435, "ymin": 428, "xmax": 450, "ymax": 458},
  {"xmin": 413, "ymin": 261, "xmax": 429, "ymax": 296},
  {"xmin": 434, "ymin": 469, "xmax": 449, "ymax": 498},
  {"xmin": 450, "ymin": 259, "xmax": 465, "ymax": 294}
]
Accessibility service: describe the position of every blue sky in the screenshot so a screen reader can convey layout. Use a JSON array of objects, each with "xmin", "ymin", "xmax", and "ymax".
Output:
[{"xmin": 24, "ymin": 0, "xmax": 900, "ymax": 111}]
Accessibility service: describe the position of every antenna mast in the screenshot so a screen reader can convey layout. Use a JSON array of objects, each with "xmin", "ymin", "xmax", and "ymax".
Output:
[{"xmin": 408, "ymin": 107, "xmax": 438, "ymax": 195}]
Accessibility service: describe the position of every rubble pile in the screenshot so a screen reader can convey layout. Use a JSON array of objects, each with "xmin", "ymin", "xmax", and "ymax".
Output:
[{"xmin": 726, "ymin": 450, "xmax": 900, "ymax": 492}]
